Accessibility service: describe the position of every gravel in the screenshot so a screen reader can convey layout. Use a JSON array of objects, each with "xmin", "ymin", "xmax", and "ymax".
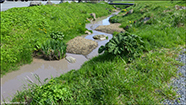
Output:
[{"xmin": 162, "ymin": 49, "xmax": 186, "ymax": 105}]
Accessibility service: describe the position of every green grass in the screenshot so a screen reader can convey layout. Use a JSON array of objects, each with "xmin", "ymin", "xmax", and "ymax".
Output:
[
  {"xmin": 0, "ymin": 2, "xmax": 114, "ymax": 76},
  {"xmin": 7, "ymin": 1, "xmax": 186, "ymax": 104},
  {"xmin": 11, "ymin": 47, "xmax": 183, "ymax": 104},
  {"xmin": 109, "ymin": 1, "xmax": 186, "ymax": 51}
]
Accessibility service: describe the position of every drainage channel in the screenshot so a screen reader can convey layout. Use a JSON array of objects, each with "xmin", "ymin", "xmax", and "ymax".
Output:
[{"xmin": 1, "ymin": 11, "xmax": 119, "ymax": 102}]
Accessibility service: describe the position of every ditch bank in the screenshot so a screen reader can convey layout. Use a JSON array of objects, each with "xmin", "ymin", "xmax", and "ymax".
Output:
[{"xmin": 1, "ymin": 11, "xmax": 120, "ymax": 102}]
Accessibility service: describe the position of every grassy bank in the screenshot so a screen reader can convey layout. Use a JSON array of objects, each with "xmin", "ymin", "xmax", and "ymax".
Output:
[
  {"xmin": 11, "ymin": 47, "xmax": 184, "ymax": 104},
  {"xmin": 0, "ymin": 2, "xmax": 114, "ymax": 75},
  {"xmin": 9, "ymin": 1, "xmax": 186, "ymax": 104},
  {"xmin": 110, "ymin": 1, "xmax": 185, "ymax": 51}
]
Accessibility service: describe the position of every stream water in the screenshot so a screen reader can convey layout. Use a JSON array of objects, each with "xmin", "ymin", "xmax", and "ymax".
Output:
[{"xmin": 0, "ymin": 11, "xmax": 119, "ymax": 102}]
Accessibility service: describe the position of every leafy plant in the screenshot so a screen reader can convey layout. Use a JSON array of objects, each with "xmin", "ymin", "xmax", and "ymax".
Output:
[
  {"xmin": 30, "ymin": 78, "xmax": 72, "ymax": 104},
  {"xmin": 40, "ymin": 39, "xmax": 66, "ymax": 60},
  {"xmin": 50, "ymin": 31, "xmax": 65, "ymax": 40},
  {"xmin": 98, "ymin": 32, "xmax": 145, "ymax": 60}
]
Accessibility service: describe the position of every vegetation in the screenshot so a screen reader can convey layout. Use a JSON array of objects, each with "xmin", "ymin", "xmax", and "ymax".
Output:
[
  {"xmin": 5, "ymin": 0, "xmax": 186, "ymax": 104},
  {"xmin": 11, "ymin": 47, "xmax": 183, "ymax": 104},
  {"xmin": 98, "ymin": 32, "xmax": 145, "ymax": 61},
  {"xmin": 109, "ymin": 1, "xmax": 186, "ymax": 51},
  {"xmin": 40, "ymin": 39, "xmax": 66, "ymax": 60},
  {"xmin": 1, "ymin": 2, "xmax": 114, "ymax": 75}
]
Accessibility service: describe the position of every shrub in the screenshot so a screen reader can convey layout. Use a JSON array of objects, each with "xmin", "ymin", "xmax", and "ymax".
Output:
[
  {"xmin": 98, "ymin": 32, "xmax": 145, "ymax": 60},
  {"xmin": 40, "ymin": 39, "xmax": 66, "ymax": 60}
]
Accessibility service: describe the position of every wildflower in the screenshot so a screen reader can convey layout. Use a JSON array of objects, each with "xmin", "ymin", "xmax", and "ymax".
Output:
[
  {"xmin": 129, "ymin": 21, "xmax": 132, "ymax": 23},
  {"xmin": 165, "ymin": 6, "xmax": 168, "ymax": 8},
  {"xmin": 123, "ymin": 9, "xmax": 127, "ymax": 12}
]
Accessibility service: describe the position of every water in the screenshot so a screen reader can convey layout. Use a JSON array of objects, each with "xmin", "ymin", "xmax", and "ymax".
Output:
[{"xmin": 1, "ymin": 11, "xmax": 119, "ymax": 102}]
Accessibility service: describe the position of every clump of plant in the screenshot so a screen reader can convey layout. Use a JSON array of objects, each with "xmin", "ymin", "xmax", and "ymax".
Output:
[
  {"xmin": 98, "ymin": 32, "xmax": 145, "ymax": 60},
  {"xmin": 29, "ymin": 78, "xmax": 72, "ymax": 104},
  {"xmin": 50, "ymin": 31, "xmax": 65, "ymax": 40},
  {"xmin": 41, "ymin": 39, "xmax": 66, "ymax": 60}
]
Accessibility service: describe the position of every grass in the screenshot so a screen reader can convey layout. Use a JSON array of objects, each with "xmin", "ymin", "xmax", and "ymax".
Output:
[
  {"xmin": 109, "ymin": 1, "xmax": 186, "ymax": 51},
  {"xmin": 0, "ymin": 2, "xmax": 114, "ymax": 76},
  {"xmin": 5, "ymin": 0, "xmax": 186, "ymax": 104},
  {"xmin": 10, "ymin": 47, "xmax": 183, "ymax": 104}
]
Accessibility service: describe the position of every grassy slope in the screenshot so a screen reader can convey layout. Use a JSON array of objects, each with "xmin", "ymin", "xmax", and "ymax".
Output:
[
  {"xmin": 11, "ymin": 1, "xmax": 186, "ymax": 104},
  {"xmin": 110, "ymin": 1, "xmax": 186, "ymax": 51},
  {"xmin": 0, "ymin": 2, "xmax": 114, "ymax": 76}
]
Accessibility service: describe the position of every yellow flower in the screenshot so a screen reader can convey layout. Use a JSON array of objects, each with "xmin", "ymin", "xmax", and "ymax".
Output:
[
  {"xmin": 79, "ymin": 23, "xmax": 81, "ymax": 25},
  {"xmin": 123, "ymin": 9, "xmax": 127, "ymax": 12},
  {"xmin": 129, "ymin": 21, "xmax": 131, "ymax": 23},
  {"xmin": 165, "ymin": 6, "xmax": 168, "ymax": 8}
]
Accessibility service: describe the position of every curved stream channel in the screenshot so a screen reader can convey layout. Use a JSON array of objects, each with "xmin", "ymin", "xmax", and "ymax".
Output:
[{"xmin": 1, "ymin": 11, "xmax": 119, "ymax": 102}]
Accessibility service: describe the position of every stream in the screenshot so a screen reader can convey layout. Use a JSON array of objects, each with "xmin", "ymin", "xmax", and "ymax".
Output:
[{"xmin": 1, "ymin": 11, "xmax": 119, "ymax": 102}]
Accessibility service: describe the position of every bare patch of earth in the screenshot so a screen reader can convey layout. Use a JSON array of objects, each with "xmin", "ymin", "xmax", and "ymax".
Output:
[
  {"xmin": 95, "ymin": 23, "xmax": 125, "ymax": 34},
  {"xmin": 66, "ymin": 36, "xmax": 98, "ymax": 55}
]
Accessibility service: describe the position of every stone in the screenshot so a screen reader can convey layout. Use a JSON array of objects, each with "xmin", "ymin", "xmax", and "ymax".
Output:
[
  {"xmin": 85, "ymin": 30, "xmax": 91, "ymax": 35},
  {"xmin": 143, "ymin": 17, "xmax": 150, "ymax": 24},
  {"xmin": 113, "ymin": 9, "xmax": 117, "ymax": 12},
  {"xmin": 29, "ymin": 1, "xmax": 42, "ymax": 6},
  {"xmin": 95, "ymin": 23, "xmax": 125, "ymax": 34},
  {"xmin": 116, "ymin": 8, "xmax": 120, "ymax": 10},
  {"xmin": 90, "ymin": 13, "xmax": 96, "ymax": 21},
  {"xmin": 128, "ymin": 9, "xmax": 133, "ymax": 14},
  {"xmin": 93, "ymin": 35, "xmax": 107, "ymax": 40},
  {"xmin": 45, "ymin": 1, "xmax": 53, "ymax": 5},
  {"xmin": 182, "ymin": 7, "xmax": 186, "ymax": 10},
  {"xmin": 175, "ymin": 5, "xmax": 180, "ymax": 10},
  {"xmin": 66, "ymin": 36, "xmax": 98, "ymax": 55},
  {"xmin": 175, "ymin": 5, "xmax": 186, "ymax": 10},
  {"xmin": 65, "ymin": 56, "xmax": 76, "ymax": 63}
]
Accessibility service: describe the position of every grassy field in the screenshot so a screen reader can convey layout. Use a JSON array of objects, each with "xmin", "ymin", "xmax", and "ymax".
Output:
[
  {"xmin": 8, "ymin": 0, "xmax": 186, "ymax": 104},
  {"xmin": 0, "ymin": 2, "xmax": 114, "ymax": 76}
]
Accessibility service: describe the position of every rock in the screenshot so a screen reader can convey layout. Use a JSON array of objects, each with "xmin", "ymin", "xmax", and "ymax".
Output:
[
  {"xmin": 116, "ymin": 8, "xmax": 120, "ymax": 10},
  {"xmin": 175, "ymin": 5, "xmax": 186, "ymax": 10},
  {"xmin": 86, "ymin": 18, "xmax": 92, "ymax": 22},
  {"xmin": 182, "ymin": 7, "xmax": 186, "ymax": 10},
  {"xmin": 85, "ymin": 30, "xmax": 92, "ymax": 35},
  {"xmin": 93, "ymin": 35, "xmax": 107, "ymax": 40},
  {"xmin": 95, "ymin": 23, "xmax": 125, "ymax": 34},
  {"xmin": 143, "ymin": 17, "xmax": 150, "ymax": 24},
  {"xmin": 66, "ymin": 36, "xmax": 98, "ymax": 55},
  {"xmin": 175, "ymin": 5, "xmax": 180, "ymax": 10},
  {"xmin": 128, "ymin": 9, "xmax": 133, "ymax": 14},
  {"xmin": 113, "ymin": 9, "xmax": 117, "ymax": 12},
  {"xmin": 90, "ymin": 13, "xmax": 96, "ymax": 21},
  {"xmin": 65, "ymin": 56, "xmax": 76, "ymax": 63},
  {"xmin": 45, "ymin": 1, "xmax": 53, "ymax": 5},
  {"xmin": 30, "ymin": 1, "xmax": 42, "ymax": 6}
]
